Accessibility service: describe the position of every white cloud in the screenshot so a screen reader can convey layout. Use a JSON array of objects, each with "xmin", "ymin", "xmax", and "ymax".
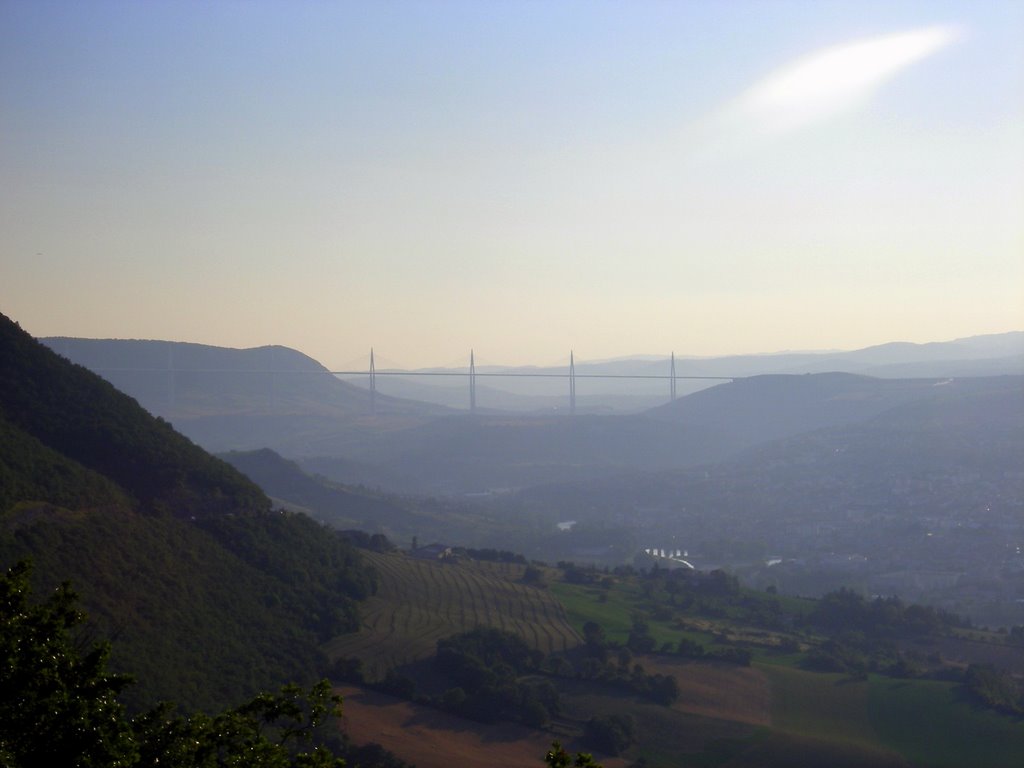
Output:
[
  {"xmin": 734, "ymin": 25, "xmax": 963, "ymax": 135},
  {"xmin": 686, "ymin": 25, "xmax": 964, "ymax": 159}
]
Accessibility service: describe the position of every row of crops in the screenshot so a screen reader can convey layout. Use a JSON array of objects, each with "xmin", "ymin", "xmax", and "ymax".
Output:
[{"xmin": 324, "ymin": 552, "xmax": 582, "ymax": 677}]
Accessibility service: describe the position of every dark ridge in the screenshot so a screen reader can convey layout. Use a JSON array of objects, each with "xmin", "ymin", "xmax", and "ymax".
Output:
[{"xmin": 0, "ymin": 312, "xmax": 268, "ymax": 516}]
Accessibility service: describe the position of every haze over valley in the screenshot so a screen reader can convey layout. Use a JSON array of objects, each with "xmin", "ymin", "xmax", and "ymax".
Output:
[
  {"xmin": 6, "ymin": 313, "xmax": 1024, "ymax": 766},
  {"xmin": 44, "ymin": 330, "xmax": 1024, "ymax": 630},
  {"xmin": 2, "ymin": 1, "xmax": 1023, "ymax": 765}
]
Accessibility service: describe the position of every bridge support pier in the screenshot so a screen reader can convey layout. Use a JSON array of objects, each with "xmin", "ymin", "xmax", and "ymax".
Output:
[
  {"xmin": 469, "ymin": 350, "xmax": 476, "ymax": 413},
  {"xmin": 569, "ymin": 351, "xmax": 576, "ymax": 415},
  {"xmin": 670, "ymin": 351, "xmax": 677, "ymax": 401},
  {"xmin": 369, "ymin": 348, "xmax": 376, "ymax": 415}
]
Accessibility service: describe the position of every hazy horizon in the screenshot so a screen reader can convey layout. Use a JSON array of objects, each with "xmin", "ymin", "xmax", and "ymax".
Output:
[{"xmin": 3, "ymin": 1, "xmax": 1022, "ymax": 369}]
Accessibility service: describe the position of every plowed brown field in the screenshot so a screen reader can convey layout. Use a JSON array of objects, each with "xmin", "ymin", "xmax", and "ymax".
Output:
[
  {"xmin": 641, "ymin": 656, "xmax": 771, "ymax": 725},
  {"xmin": 335, "ymin": 684, "xmax": 628, "ymax": 768}
]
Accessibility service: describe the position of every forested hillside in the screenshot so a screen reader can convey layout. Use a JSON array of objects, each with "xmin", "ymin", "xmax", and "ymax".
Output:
[
  {"xmin": 0, "ymin": 312, "xmax": 376, "ymax": 712},
  {"xmin": 1, "ymin": 314, "xmax": 267, "ymax": 516}
]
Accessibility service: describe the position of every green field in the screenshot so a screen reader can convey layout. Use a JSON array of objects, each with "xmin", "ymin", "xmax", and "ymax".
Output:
[
  {"xmin": 869, "ymin": 677, "xmax": 1024, "ymax": 768},
  {"xmin": 762, "ymin": 665, "xmax": 1024, "ymax": 767},
  {"xmin": 765, "ymin": 666, "xmax": 877, "ymax": 745}
]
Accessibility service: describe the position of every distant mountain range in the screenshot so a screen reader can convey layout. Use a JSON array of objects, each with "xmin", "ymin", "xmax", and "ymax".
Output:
[
  {"xmin": 45, "ymin": 331, "xmax": 1024, "ymax": 417},
  {"xmin": 39, "ymin": 331, "xmax": 1024, "ymax": 496},
  {"xmin": 16, "ymin": 316, "xmax": 1024, "ymax": 630},
  {"xmin": 316, "ymin": 372, "xmax": 1021, "ymax": 495},
  {"xmin": 339, "ymin": 331, "xmax": 1024, "ymax": 412}
]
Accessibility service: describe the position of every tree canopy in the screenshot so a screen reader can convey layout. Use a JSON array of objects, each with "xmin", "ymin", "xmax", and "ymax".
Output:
[{"xmin": 0, "ymin": 560, "xmax": 345, "ymax": 768}]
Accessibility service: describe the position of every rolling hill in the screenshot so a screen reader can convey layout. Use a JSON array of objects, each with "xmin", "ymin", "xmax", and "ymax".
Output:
[
  {"xmin": 307, "ymin": 372, "xmax": 1022, "ymax": 496},
  {"xmin": 219, "ymin": 447, "xmax": 433, "ymax": 535},
  {"xmin": 38, "ymin": 332, "xmax": 1024, "ymax": 499},
  {"xmin": 645, "ymin": 371, "xmax": 1011, "ymax": 446},
  {"xmin": 40, "ymin": 336, "xmax": 450, "ymax": 455}
]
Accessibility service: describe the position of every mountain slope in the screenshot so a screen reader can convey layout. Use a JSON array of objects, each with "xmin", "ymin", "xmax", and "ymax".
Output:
[
  {"xmin": 644, "ymin": 372, "xmax": 1005, "ymax": 450},
  {"xmin": 0, "ymin": 410, "xmax": 129, "ymax": 512},
  {"xmin": 220, "ymin": 447, "xmax": 427, "ymax": 532},
  {"xmin": 3, "ymin": 317, "xmax": 267, "ymax": 516},
  {"xmin": 0, "ymin": 312, "xmax": 376, "ymax": 711},
  {"xmin": 40, "ymin": 337, "xmax": 451, "ymax": 455}
]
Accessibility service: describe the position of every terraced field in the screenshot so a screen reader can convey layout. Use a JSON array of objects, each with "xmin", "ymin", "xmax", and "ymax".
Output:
[{"xmin": 324, "ymin": 553, "xmax": 581, "ymax": 676}]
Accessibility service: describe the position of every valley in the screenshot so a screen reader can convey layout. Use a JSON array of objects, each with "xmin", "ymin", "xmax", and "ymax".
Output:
[
  {"xmin": 5, "ymin": 3, "xmax": 1022, "ymax": 765},
  {"xmin": 3, "ymin": 314, "xmax": 1023, "ymax": 766}
]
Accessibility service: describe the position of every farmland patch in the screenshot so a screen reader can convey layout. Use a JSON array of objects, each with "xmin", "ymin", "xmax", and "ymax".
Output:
[
  {"xmin": 325, "ymin": 552, "xmax": 581, "ymax": 677},
  {"xmin": 335, "ymin": 684, "xmax": 627, "ymax": 768}
]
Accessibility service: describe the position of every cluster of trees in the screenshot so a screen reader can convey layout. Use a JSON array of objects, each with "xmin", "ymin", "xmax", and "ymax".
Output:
[
  {"xmin": 340, "ymin": 529, "xmax": 399, "ymax": 552},
  {"xmin": 575, "ymin": 620, "xmax": 680, "ymax": 706},
  {"xmin": 358, "ymin": 621, "xmax": 683, "ymax": 734},
  {"xmin": 544, "ymin": 742, "xmax": 602, "ymax": 768},
  {"xmin": 807, "ymin": 587, "xmax": 966, "ymax": 637},
  {"xmin": 434, "ymin": 627, "xmax": 559, "ymax": 727},
  {"xmin": 331, "ymin": 626, "xmax": 569, "ymax": 729},
  {"xmin": 635, "ymin": 566, "xmax": 792, "ymax": 629},
  {"xmin": 454, "ymin": 546, "xmax": 528, "ymax": 564},
  {"xmin": 584, "ymin": 714, "xmax": 635, "ymax": 756},
  {"xmin": 964, "ymin": 663, "xmax": 1024, "ymax": 716},
  {"xmin": 623, "ymin": 615, "xmax": 752, "ymax": 666},
  {"xmin": 796, "ymin": 588, "xmax": 969, "ymax": 678},
  {"xmin": 558, "ymin": 562, "xmax": 605, "ymax": 585}
]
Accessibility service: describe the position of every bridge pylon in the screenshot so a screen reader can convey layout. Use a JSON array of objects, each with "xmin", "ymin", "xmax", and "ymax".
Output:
[
  {"xmin": 369, "ymin": 347, "xmax": 376, "ymax": 415},
  {"xmin": 670, "ymin": 351, "xmax": 677, "ymax": 401},
  {"xmin": 569, "ymin": 351, "xmax": 576, "ymax": 415},
  {"xmin": 469, "ymin": 350, "xmax": 477, "ymax": 413}
]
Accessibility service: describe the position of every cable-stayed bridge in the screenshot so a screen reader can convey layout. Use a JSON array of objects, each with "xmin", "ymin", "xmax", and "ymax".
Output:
[
  {"xmin": 332, "ymin": 350, "xmax": 736, "ymax": 414},
  {"xmin": 61, "ymin": 340, "xmax": 737, "ymax": 415}
]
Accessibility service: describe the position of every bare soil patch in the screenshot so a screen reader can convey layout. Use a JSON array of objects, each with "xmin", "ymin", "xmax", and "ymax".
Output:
[
  {"xmin": 335, "ymin": 684, "xmax": 627, "ymax": 768},
  {"xmin": 639, "ymin": 656, "xmax": 772, "ymax": 725}
]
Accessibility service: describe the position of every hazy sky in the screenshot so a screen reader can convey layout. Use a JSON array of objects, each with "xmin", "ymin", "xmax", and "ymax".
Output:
[{"xmin": 2, "ymin": 1, "xmax": 1021, "ymax": 368}]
